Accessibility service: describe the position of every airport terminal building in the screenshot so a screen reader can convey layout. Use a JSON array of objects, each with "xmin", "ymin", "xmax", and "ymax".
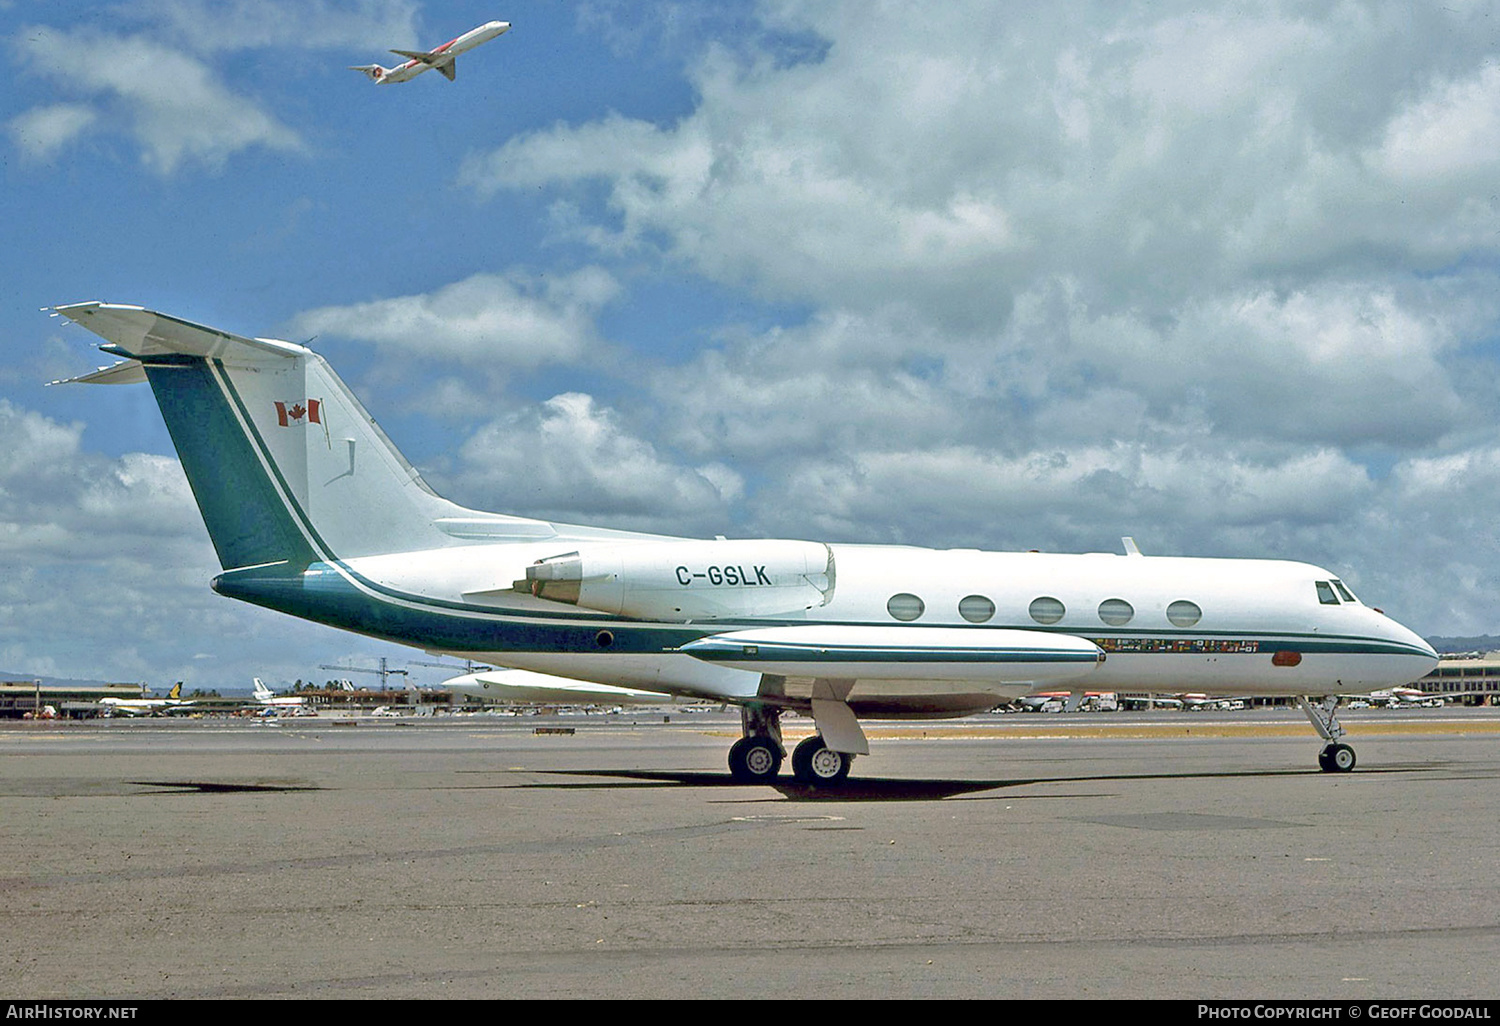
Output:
[
  {"xmin": 1418, "ymin": 652, "xmax": 1500, "ymax": 702},
  {"xmin": 0, "ymin": 680, "xmax": 147, "ymax": 718}
]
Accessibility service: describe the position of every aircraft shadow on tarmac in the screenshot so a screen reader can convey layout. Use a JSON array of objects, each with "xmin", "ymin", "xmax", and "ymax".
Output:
[
  {"xmin": 130, "ymin": 780, "xmax": 324, "ymax": 793},
  {"xmin": 523, "ymin": 765, "xmax": 1418, "ymax": 802}
]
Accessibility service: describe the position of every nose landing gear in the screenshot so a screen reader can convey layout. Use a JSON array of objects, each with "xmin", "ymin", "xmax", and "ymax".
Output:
[{"xmin": 1300, "ymin": 696, "xmax": 1358, "ymax": 773}]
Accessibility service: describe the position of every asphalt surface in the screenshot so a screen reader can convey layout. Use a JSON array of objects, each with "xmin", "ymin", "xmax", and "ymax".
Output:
[{"xmin": 2, "ymin": 708, "xmax": 1498, "ymax": 999}]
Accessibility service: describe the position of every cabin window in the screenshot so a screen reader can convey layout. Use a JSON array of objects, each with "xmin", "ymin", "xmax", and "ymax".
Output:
[
  {"xmin": 1166, "ymin": 599, "xmax": 1202, "ymax": 628},
  {"xmin": 1098, "ymin": 598, "xmax": 1134, "ymax": 626},
  {"xmin": 1029, "ymin": 596, "xmax": 1065, "ymax": 624},
  {"xmin": 1331, "ymin": 579, "xmax": 1357, "ymax": 603},
  {"xmin": 959, "ymin": 595, "xmax": 995, "ymax": 623},
  {"xmin": 887, "ymin": 593, "xmax": 925, "ymax": 621},
  {"xmin": 1316, "ymin": 581, "xmax": 1339, "ymax": 605}
]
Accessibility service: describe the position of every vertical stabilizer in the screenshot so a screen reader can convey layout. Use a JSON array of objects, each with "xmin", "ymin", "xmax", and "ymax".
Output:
[{"xmin": 54, "ymin": 303, "xmax": 552, "ymax": 570}]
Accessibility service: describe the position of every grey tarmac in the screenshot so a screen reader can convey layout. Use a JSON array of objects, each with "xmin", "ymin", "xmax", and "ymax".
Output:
[{"xmin": 2, "ymin": 708, "xmax": 1498, "ymax": 1000}]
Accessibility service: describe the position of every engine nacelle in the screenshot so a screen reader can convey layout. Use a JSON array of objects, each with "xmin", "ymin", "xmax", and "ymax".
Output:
[{"xmin": 517, "ymin": 539, "xmax": 835, "ymax": 621}]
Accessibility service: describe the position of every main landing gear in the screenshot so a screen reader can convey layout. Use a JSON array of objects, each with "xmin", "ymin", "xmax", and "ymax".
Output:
[
  {"xmin": 727, "ymin": 734, "xmax": 782, "ymax": 782},
  {"xmin": 726, "ymin": 704, "xmax": 856, "ymax": 786},
  {"xmin": 1298, "ymin": 695, "xmax": 1357, "ymax": 773},
  {"xmin": 728, "ymin": 703, "xmax": 784, "ymax": 783},
  {"xmin": 791, "ymin": 734, "xmax": 852, "ymax": 785}
]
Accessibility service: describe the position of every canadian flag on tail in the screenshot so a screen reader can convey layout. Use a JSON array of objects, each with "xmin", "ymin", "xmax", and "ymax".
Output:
[{"xmin": 274, "ymin": 399, "xmax": 322, "ymax": 427}]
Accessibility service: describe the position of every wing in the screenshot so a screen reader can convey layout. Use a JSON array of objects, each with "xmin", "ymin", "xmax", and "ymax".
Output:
[
  {"xmin": 679, "ymin": 625, "xmax": 1103, "ymax": 757},
  {"xmin": 442, "ymin": 669, "xmax": 673, "ymax": 705},
  {"xmin": 679, "ymin": 625, "xmax": 1104, "ymax": 684},
  {"xmin": 389, "ymin": 49, "xmax": 456, "ymax": 80}
]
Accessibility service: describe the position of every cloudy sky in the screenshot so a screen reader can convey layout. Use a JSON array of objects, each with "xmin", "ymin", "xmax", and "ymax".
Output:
[{"xmin": 4, "ymin": 0, "xmax": 1499, "ymax": 689}]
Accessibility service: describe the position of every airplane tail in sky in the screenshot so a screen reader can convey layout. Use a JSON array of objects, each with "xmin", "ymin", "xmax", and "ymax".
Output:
[
  {"xmin": 349, "ymin": 64, "xmax": 389, "ymax": 82},
  {"xmin": 52, "ymin": 303, "xmax": 555, "ymax": 571}
]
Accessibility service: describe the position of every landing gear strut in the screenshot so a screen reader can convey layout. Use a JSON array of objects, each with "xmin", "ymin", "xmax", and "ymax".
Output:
[
  {"xmin": 727, "ymin": 704, "xmax": 784, "ymax": 783},
  {"xmin": 1298, "ymin": 696, "xmax": 1357, "ymax": 773}
]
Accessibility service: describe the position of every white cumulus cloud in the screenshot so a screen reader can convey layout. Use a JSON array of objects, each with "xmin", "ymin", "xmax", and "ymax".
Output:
[
  {"xmin": 15, "ymin": 27, "xmax": 303, "ymax": 173},
  {"xmin": 290, "ymin": 268, "xmax": 622, "ymax": 368}
]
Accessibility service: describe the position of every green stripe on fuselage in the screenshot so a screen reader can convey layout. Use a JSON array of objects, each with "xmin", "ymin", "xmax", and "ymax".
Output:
[
  {"xmin": 144, "ymin": 359, "xmax": 317, "ymax": 571},
  {"xmin": 213, "ymin": 561, "xmax": 706, "ymax": 654}
]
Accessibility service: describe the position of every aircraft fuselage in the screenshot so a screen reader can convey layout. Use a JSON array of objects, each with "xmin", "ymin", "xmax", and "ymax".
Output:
[{"xmin": 212, "ymin": 538, "xmax": 1436, "ymax": 712}]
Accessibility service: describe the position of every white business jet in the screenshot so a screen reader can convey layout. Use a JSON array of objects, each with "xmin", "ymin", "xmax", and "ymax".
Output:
[
  {"xmin": 351, "ymin": 20, "xmax": 509, "ymax": 84},
  {"xmin": 52, "ymin": 303, "xmax": 1437, "ymax": 784}
]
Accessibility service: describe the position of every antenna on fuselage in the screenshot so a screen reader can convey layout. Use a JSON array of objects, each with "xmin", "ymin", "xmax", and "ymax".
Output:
[{"xmin": 1122, "ymin": 537, "xmax": 1142, "ymax": 556}]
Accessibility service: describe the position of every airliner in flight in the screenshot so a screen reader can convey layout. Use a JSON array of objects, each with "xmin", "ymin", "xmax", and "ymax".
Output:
[
  {"xmin": 52, "ymin": 303, "xmax": 1438, "ymax": 784},
  {"xmin": 351, "ymin": 20, "xmax": 509, "ymax": 84}
]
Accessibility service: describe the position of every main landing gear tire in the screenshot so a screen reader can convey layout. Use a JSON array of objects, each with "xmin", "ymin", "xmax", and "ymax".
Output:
[
  {"xmin": 728, "ymin": 735, "xmax": 783, "ymax": 782},
  {"xmin": 791, "ymin": 735, "xmax": 852, "ymax": 786},
  {"xmin": 1318, "ymin": 742, "xmax": 1356, "ymax": 773}
]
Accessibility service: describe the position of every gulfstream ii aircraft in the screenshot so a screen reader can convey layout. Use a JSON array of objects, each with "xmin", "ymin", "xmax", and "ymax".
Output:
[{"xmin": 53, "ymin": 303, "xmax": 1438, "ymax": 784}]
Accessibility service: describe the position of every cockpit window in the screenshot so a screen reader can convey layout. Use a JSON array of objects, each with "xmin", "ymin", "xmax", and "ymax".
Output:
[
  {"xmin": 1331, "ymin": 579, "xmax": 1357, "ymax": 603},
  {"xmin": 1315, "ymin": 581, "xmax": 1339, "ymax": 605}
]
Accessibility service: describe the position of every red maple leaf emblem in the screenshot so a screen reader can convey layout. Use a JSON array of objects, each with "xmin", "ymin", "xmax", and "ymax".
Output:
[{"xmin": 288, "ymin": 404, "xmax": 306, "ymax": 421}]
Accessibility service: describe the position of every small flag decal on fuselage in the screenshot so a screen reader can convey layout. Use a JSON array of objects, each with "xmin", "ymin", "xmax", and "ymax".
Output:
[{"xmin": 275, "ymin": 399, "xmax": 322, "ymax": 426}]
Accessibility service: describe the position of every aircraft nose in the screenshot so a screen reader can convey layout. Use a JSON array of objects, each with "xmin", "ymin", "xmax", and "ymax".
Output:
[{"xmin": 1387, "ymin": 615, "xmax": 1438, "ymax": 674}]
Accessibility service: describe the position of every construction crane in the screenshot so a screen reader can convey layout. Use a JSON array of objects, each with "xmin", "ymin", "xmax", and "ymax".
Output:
[
  {"xmin": 410, "ymin": 658, "xmax": 493, "ymax": 676},
  {"xmin": 317, "ymin": 657, "xmax": 410, "ymax": 690}
]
